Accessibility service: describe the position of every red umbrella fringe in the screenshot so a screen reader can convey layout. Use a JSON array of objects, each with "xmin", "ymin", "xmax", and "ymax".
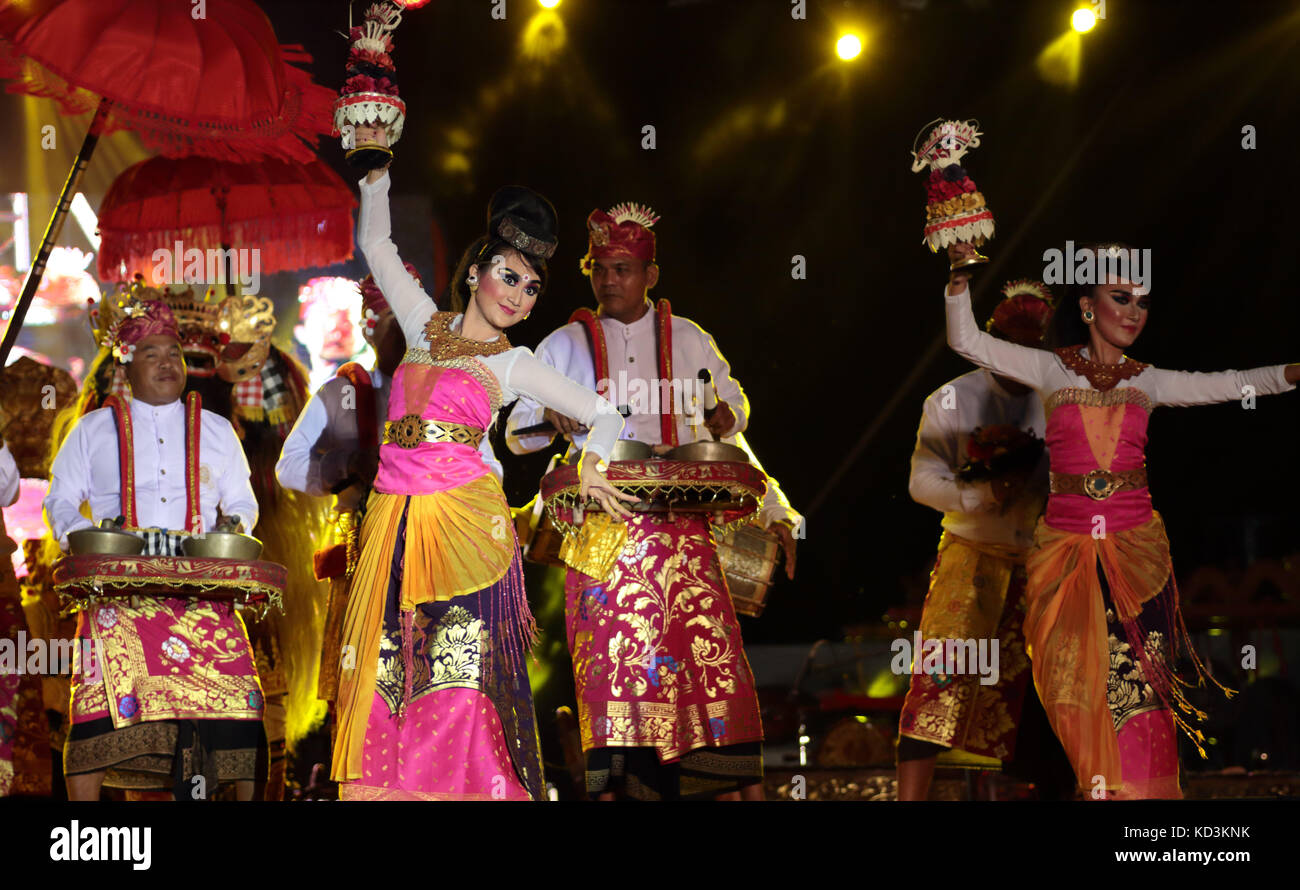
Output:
[
  {"xmin": 97, "ymin": 210, "xmax": 355, "ymax": 282},
  {"xmin": 0, "ymin": 38, "xmax": 332, "ymax": 163}
]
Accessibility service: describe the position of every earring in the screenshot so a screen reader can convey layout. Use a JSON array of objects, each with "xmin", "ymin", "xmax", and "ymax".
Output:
[
  {"xmin": 466, "ymin": 274, "xmax": 478, "ymax": 286},
  {"xmin": 1082, "ymin": 309, "xmax": 1095, "ymax": 324},
  {"xmin": 523, "ymin": 312, "xmax": 530, "ymax": 320}
]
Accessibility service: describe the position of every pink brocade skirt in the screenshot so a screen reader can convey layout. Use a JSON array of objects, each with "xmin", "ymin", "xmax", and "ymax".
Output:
[
  {"xmin": 342, "ymin": 689, "xmax": 530, "ymax": 801},
  {"xmin": 337, "ymin": 500, "xmax": 544, "ymax": 801},
  {"xmin": 564, "ymin": 514, "xmax": 763, "ymax": 762}
]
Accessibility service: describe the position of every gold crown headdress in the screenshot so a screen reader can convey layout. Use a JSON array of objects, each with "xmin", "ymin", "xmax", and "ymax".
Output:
[
  {"xmin": 606, "ymin": 202, "xmax": 660, "ymax": 228},
  {"xmin": 89, "ymin": 276, "xmax": 177, "ymax": 362},
  {"xmin": 1000, "ymin": 279, "xmax": 1055, "ymax": 305}
]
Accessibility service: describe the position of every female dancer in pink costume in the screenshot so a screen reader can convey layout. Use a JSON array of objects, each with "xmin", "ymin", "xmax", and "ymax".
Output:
[
  {"xmin": 331, "ymin": 134, "xmax": 635, "ymax": 800},
  {"xmin": 944, "ymin": 241, "xmax": 1299, "ymax": 798}
]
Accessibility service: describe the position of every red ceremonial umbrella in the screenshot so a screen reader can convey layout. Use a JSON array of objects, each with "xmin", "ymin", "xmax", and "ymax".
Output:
[
  {"xmin": 0, "ymin": 0, "xmax": 334, "ymax": 364},
  {"xmin": 96, "ymin": 155, "xmax": 358, "ymax": 285}
]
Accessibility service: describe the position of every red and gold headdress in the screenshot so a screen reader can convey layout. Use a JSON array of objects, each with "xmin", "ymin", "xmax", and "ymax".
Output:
[
  {"xmin": 986, "ymin": 279, "xmax": 1056, "ymax": 347},
  {"xmin": 89, "ymin": 276, "xmax": 181, "ymax": 364},
  {"xmin": 580, "ymin": 202, "xmax": 660, "ymax": 273}
]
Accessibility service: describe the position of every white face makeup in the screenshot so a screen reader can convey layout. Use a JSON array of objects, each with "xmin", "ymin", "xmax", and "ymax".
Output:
[
  {"xmin": 487, "ymin": 253, "xmax": 540, "ymax": 296},
  {"xmin": 469, "ymin": 251, "xmax": 542, "ymax": 329}
]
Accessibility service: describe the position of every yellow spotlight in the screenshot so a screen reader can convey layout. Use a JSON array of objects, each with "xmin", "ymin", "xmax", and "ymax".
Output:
[
  {"xmin": 523, "ymin": 9, "xmax": 566, "ymax": 61},
  {"xmin": 1072, "ymin": 8, "xmax": 1097, "ymax": 32},
  {"xmin": 539, "ymin": 0, "xmax": 560, "ymax": 7},
  {"xmin": 836, "ymin": 33, "xmax": 863, "ymax": 61}
]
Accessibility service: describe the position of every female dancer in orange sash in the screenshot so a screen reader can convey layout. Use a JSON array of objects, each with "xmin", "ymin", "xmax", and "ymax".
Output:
[
  {"xmin": 330, "ymin": 132, "xmax": 635, "ymax": 800},
  {"xmin": 943, "ymin": 241, "xmax": 1299, "ymax": 798}
]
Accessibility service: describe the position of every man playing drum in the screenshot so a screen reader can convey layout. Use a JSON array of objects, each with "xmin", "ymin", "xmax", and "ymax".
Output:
[
  {"xmin": 45, "ymin": 296, "xmax": 262, "ymax": 800},
  {"xmin": 507, "ymin": 203, "xmax": 797, "ymax": 800}
]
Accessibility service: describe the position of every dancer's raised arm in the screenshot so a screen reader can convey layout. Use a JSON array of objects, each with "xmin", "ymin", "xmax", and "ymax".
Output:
[
  {"xmin": 944, "ymin": 245, "xmax": 1055, "ymax": 391},
  {"xmin": 357, "ymin": 129, "xmax": 436, "ymax": 344}
]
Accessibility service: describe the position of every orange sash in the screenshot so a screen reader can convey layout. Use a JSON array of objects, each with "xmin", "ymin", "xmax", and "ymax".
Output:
[{"xmin": 1024, "ymin": 512, "xmax": 1224, "ymax": 797}]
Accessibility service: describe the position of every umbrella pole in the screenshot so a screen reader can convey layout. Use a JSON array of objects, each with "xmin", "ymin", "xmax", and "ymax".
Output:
[
  {"xmin": 221, "ymin": 243, "xmax": 240, "ymax": 298},
  {"xmin": 0, "ymin": 97, "xmax": 112, "ymax": 366},
  {"xmin": 214, "ymin": 186, "xmax": 238, "ymax": 298}
]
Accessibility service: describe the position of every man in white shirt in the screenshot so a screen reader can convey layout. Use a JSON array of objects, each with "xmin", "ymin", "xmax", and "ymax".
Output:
[
  {"xmin": 897, "ymin": 280, "xmax": 1071, "ymax": 800},
  {"xmin": 45, "ymin": 297, "xmax": 262, "ymax": 800},
  {"xmin": 506, "ymin": 203, "xmax": 795, "ymax": 800}
]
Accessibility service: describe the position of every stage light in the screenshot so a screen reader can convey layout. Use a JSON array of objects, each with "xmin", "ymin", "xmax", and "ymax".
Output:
[
  {"xmin": 523, "ymin": 9, "xmax": 567, "ymax": 60},
  {"xmin": 1072, "ymin": 7, "xmax": 1097, "ymax": 32},
  {"xmin": 538, "ymin": 0, "xmax": 561, "ymax": 8},
  {"xmin": 836, "ymin": 33, "xmax": 863, "ymax": 61}
]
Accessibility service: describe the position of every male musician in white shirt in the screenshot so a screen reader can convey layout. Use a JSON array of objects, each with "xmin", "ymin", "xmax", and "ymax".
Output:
[
  {"xmin": 506, "ymin": 204, "xmax": 796, "ymax": 800},
  {"xmin": 45, "ymin": 297, "xmax": 262, "ymax": 801},
  {"xmin": 898, "ymin": 280, "xmax": 1072, "ymax": 800}
]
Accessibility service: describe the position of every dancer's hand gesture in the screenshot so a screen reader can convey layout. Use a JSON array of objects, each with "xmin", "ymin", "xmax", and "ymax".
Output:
[
  {"xmin": 947, "ymin": 242, "xmax": 978, "ymax": 294},
  {"xmin": 357, "ymin": 126, "xmax": 392, "ymax": 183},
  {"xmin": 578, "ymin": 454, "xmax": 639, "ymax": 519}
]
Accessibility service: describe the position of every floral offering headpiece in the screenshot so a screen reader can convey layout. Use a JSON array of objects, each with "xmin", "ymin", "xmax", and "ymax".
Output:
[
  {"xmin": 986, "ymin": 279, "xmax": 1056, "ymax": 347},
  {"xmin": 910, "ymin": 119, "xmax": 982, "ymax": 173}
]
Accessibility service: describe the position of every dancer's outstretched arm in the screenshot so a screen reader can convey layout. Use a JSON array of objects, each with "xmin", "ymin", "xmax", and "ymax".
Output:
[
  {"xmin": 503, "ymin": 352, "xmax": 638, "ymax": 518},
  {"xmin": 1148, "ymin": 363, "xmax": 1297, "ymax": 408}
]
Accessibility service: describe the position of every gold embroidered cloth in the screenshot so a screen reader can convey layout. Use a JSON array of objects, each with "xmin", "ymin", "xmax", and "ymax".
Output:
[
  {"xmin": 897, "ymin": 532, "xmax": 1033, "ymax": 760},
  {"xmin": 53, "ymin": 554, "xmax": 287, "ymax": 616},
  {"xmin": 564, "ymin": 513, "xmax": 763, "ymax": 762},
  {"xmin": 69, "ymin": 598, "xmax": 265, "ymax": 728}
]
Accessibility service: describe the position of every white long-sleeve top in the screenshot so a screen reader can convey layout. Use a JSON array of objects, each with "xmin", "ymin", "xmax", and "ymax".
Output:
[
  {"xmin": 504, "ymin": 300, "xmax": 748, "ymax": 454},
  {"xmin": 909, "ymin": 368, "xmax": 1048, "ymax": 549},
  {"xmin": 0, "ymin": 444, "xmax": 19, "ymax": 508},
  {"xmin": 358, "ymin": 172, "xmax": 624, "ymax": 463},
  {"xmin": 275, "ymin": 368, "xmax": 506, "ymax": 497},
  {"xmin": 44, "ymin": 398, "xmax": 259, "ymax": 548},
  {"xmin": 946, "ymin": 284, "xmax": 1296, "ymax": 406}
]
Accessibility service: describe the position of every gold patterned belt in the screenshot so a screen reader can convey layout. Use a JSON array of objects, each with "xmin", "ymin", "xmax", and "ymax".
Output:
[
  {"xmin": 1050, "ymin": 468, "xmax": 1147, "ymax": 501},
  {"xmin": 383, "ymin": 414, "xmax": 485, "ymax": 450}
]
